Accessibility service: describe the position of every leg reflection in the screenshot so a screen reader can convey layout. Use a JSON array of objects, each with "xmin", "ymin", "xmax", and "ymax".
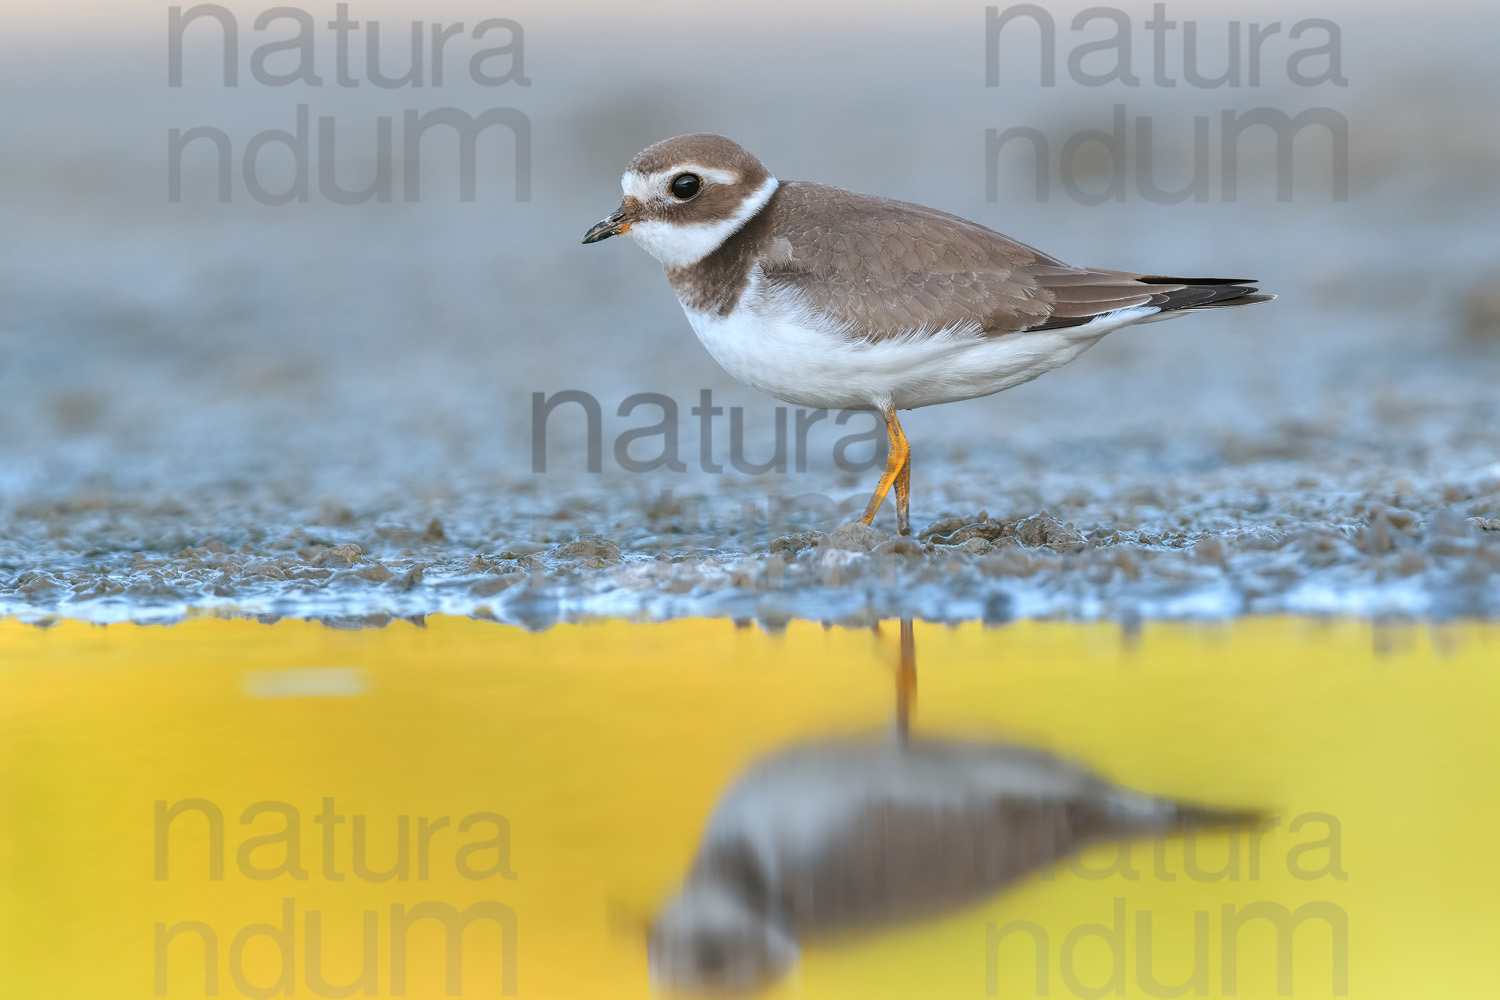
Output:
[{"xmin": 896, "ymin": 618, "xmax": 916, "ymax": 743}]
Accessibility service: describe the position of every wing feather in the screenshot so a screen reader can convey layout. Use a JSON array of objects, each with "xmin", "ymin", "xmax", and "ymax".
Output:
[{"xmin": 756, "ymin": 183, "xmax": 1267, "ymax": 340}]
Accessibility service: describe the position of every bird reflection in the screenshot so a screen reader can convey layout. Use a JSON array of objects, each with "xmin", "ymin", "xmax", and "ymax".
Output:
[{"xmin": 648, "ymin": 620, "xmax": 1259, "ymax": 994}]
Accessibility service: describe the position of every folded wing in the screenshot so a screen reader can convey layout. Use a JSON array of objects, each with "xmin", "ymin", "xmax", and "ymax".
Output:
[{"xmin": 760, "ymin": 182, "xmax": 1270, "ymax": 342}]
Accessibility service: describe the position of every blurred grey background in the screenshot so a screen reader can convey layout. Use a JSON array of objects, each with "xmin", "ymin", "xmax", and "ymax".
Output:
[{"xmin": 2, "ymin": 0, "xmax": 1498, "ymax": 623}]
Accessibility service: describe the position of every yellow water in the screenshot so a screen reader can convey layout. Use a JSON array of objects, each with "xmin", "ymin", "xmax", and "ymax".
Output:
[{"xmin": 2, "ymin": 617, "xmax": 1497, "ymax": 999}]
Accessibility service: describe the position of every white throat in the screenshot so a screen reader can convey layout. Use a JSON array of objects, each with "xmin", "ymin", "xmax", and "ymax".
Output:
[{"xmin": 626, "ymin": 175, "xmax": 780, "ymax": 269}]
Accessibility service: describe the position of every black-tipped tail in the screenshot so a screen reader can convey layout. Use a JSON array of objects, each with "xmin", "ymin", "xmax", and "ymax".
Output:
[
  {"xmin": 1139, "ymin": 275, "xmax": 1274, "ymax": 312},
  {"xmin": 1030, "ymin": 272, "xmax": 1274, "ymax": 331}
]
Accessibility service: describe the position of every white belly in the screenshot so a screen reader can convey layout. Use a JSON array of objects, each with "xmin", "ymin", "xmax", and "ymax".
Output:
[{"xmin": 681, "ymin": 290, "xmax": 1158, "ymax": 411}]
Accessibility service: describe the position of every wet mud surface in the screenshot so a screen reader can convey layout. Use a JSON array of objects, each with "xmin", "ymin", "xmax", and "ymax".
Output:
[{"xmin": 5, "ymin": 445, "xmax": 1499, "ymax": 627}]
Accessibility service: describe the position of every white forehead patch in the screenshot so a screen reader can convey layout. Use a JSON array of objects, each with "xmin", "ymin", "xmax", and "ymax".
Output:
[
  {"xmin": 624, "ymin": 174, "xmax": 780, "ymax": 269},
  {"xmin": 621, "ymin": 165, "xmax": 742, "ymax": 202}
]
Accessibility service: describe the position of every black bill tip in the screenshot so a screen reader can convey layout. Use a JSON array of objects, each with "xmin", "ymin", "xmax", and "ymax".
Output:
[{"xmin": 582, "ymin": 212, "xmax": 630, "ymax": 244}]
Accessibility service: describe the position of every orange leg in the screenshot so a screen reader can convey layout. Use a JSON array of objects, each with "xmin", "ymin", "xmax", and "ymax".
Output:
[
  {"xmin": 893, "ymin": 443, "xmax": 912, "ymax": 538},
  {"xmin": 859, "ymin": 403, "xmax": 912, "ymax": 536}
]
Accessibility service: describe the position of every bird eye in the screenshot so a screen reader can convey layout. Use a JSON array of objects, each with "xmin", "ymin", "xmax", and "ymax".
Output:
[{"xmin": 670, "ymin": 173, "xmax": 702, "ymax": 199}]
